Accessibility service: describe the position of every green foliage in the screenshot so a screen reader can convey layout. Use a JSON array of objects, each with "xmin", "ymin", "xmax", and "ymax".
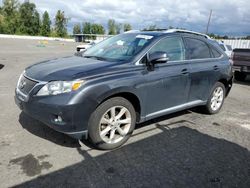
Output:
[
  {"xmin": 49, "ymin": 28, "xmax": 57, "ymax": 37},
  {"xmin": 124, "ymin": 23, "xmax": 132, "ymax": 32},
  {"xmin": 2, "ymin": 0, "xmax": 19, "ymax": 16},
  {"xmin": 222, "ymin": 35, "xmax": 229, "ymax": 39},
  {"xmin": 54, "ymin": 10, "xmax": 68, "ymax": 37},
  {"xmin": 91, "ymin": 23, "xmax": 105, "ymax": 34},
  {"xmin": 82, "ymin": 22, "xmax": 105, "ymax": 40},
  {"xmin": 0, "ymin": 13, "xmax": 7, "ymax": 33},
  {"xmin": 73, "ymin": 23, "xmax": 81, "ymax": 34},
  {"xmin": 18, "ymin": 2, "xmax": 40, "ymax": 35},
  {"xmin": 82, "ymin": 22, "xmax": 92, "ymax": 34},
  {"xmin": 108, "ymin": 19, "xmax": 116, "ymax": 35},
  {"xmin": 40, "ymin": 11, "xmax": 51, "ymax": 36},
  {"xmin": 1, "ymin": 0, "xmax": 19, "ymax": 34}
]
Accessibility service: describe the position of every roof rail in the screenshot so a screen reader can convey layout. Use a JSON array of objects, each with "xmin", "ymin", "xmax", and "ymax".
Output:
[{"xmin": 164, "ymin": 29, "xmax": 211, "ymax": 39}]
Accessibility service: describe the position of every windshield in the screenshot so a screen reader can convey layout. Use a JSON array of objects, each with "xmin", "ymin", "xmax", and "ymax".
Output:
[{"xmin": 83, "ymin": 33, "xmax": 154, "ymax": 61}]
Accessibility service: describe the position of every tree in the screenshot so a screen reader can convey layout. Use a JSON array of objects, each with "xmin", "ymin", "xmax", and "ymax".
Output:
[
  {"xmin": 0, "ymin": 13, "xmax": 7, "ymax": 33},
  {"xmin": 54, "ymin": 10, "xmax": 68, "ymax": 37},
  {"xmin": 108, "ymin": 19, "xmax": 116, "ymax": 35},
  {"xmin": 18, "ymin": 2, "xmax": 40, "ymax": 35},
  {"xmin": 115, "ymin": 23, "xmax": 122, "ymax": 34},
  {"xmin": 2, "ymin": 0, "xmax": 19, "ymax": 34},
  {"xmin": 124, "ymin": 23, "xmax": 132, "ymax": 32},
  {"xmin": 91, "ymin": 23, "xmax": 105, "ymax": 34},
  {"xmin": 82, "ymin": 22, "xmax": 92, "ymax": 34},
  {"xmin": 222, "ymin": 35, "xmax": 229, "ymax": 39},
  {"xmin": 73, "ymin": 23, "xmax": 81, "ymax": 34},
  {"xmin": 34, "ymin": 11, "xmax": 40, "ymax": 34},
  {"xmin": 2, "ymin": 0, "xmax": 19, "ymax": 16},
  {"xmin": 40, "ymin": 11, "xmax": 51, "ymax": 36}
]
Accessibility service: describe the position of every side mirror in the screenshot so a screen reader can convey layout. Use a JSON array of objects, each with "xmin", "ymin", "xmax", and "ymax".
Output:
[{"xmin": 148, "ymin": 51, "xmax": 169, "ymax": 64}]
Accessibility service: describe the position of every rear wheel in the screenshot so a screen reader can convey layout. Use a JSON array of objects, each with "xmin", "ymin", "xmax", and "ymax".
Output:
[
  {"xmin": 88, "ymin": 97, "xmax": 136, "ymax": 150},
  {"xmin": 234, "ymin": 71, "xmax": 246, "ymax": 81},
  {"xmin": 204, "ymin": 82, "xmax": 225, "ymax": 114}
]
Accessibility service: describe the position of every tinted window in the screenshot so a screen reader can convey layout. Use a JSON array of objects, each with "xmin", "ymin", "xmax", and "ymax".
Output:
[
  {"xmin": 211, "ymin": 47, "xmax": 222, "ymax": 58},
  {"xmin": 149, "ymin": 37, "xmax": 185, "ymax": 61},
  {"xmin": 185, "ymin": 38, "xmax": 211, "ymax": 59}
]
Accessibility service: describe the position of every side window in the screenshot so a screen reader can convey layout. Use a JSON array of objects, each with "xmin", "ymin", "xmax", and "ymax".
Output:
[
  {"xmin": 149, "ymin": 37, "xmax": 185, "ymax": 61},
  {"xmin": 211, "ymin": 47, "xmax": 222, "ymax": 58},
  {"xmin": 226, "ymin": 45, "xmax": 232, "ymax": 51},
  {"xmin": 185, "ymin": 38, "xmax": 211, "ymax": 59}
]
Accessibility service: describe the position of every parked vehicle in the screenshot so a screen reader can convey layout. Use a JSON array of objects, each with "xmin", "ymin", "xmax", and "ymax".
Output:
[
  {"xmin": 15, "ymin": 30, "xmax": 233, "ymax": 150},
  {"xmin": 231, "ymin": 48, "xmax": 250, "ymax": 81},
  {"xmin": 218, "ymin": 42, "xmax": 233, "ymax": 57},
  {"xmin": 76, "ymin": 40, "xmax": 102, "ymax": 52}
]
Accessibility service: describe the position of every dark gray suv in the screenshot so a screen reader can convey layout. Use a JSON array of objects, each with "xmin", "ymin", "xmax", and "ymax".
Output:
[{"xmin": 15, "ymin": 30, "xmax": 233, "ymax": 149}]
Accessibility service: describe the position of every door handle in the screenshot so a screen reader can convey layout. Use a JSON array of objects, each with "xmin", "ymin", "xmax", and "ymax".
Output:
[
  {"xmin": 213, "ymin": 65, "xmax": 219, "ymax": 71},
  {"xmin": 181, "ymin": 68, "xmax": 189, "ymax": 75}
]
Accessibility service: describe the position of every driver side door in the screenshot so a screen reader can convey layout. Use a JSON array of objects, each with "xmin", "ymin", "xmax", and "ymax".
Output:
[{"xmin": 142, "ymin": 36, "xmax": 191, "ymax": 120}]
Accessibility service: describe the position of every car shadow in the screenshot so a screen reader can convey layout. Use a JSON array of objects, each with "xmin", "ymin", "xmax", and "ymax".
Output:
[
  {"xmin": 13, "ymin": 124, "xmax": 250, "ymax": 187},
  {"xmin": 234, "ymin": 75, "xmax": 250, "ymax": 86},
  {"xmin": 18, "ymin": 112, "xmax": 81, "ymax": 148},
  {"xmin": 18, "ymin": 109, "xmax": 203, "ymax": 149},
  {"xmin": 0, "ymin": 64, "xmax": 4, "ymax": 70}
]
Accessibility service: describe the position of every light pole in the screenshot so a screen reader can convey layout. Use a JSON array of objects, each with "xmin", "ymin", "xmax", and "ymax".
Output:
[{"xmin": 206, "ymin": 9, "xmax": 213, "ymax": 34}]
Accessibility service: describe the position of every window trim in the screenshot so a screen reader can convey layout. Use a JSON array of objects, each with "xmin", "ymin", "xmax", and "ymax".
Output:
[
  {"xmin": 135, "ymin": 36, "xmax": 224, "ymax": 66},
  {"xmin": 135, "ymin": 35, "xmax": 186, "ymax": 65}
]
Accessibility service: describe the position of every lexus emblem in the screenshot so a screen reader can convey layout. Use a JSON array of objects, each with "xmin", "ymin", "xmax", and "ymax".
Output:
[{"xmin": 20, "ymin": 80, "xmax": 26, "ymax": 89}]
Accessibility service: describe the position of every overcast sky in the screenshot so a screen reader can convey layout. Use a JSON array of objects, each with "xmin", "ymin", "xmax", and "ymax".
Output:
[{"xmin": 2, "ymin": 0, "xmax": 250, "ymax": 35}]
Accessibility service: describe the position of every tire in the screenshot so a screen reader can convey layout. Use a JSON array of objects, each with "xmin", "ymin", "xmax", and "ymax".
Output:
[
  {"xmin": 88, "ymin": 97, "xmax": 136, "ymax": 150},
  {"xmin": 234, "ymin": 71, "xmax": 246, "ymax": 81},
  {"xmin": 204, "ymin": 82, "xmax": 226, "ymax": 114}
]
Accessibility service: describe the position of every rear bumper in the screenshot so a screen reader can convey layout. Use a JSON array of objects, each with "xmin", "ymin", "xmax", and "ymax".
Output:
[
  {"xmin": 233, "ymin": 65, "xmax": 250, "ymax": 73},
  {"xmin": 15, "ymin": 90, "xmax": 97, "ymax": 139}
]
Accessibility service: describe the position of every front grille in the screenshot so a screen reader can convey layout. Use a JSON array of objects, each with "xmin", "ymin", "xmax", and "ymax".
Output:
[{"xmin": 18, "ymin": 75, "xmax": 38, "ymax": 95}]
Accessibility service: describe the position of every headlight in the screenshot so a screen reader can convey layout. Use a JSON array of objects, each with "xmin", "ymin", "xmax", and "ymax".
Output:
[{"xmin": 36, "ymin": 80, "xmax": 84, "ymax": 96}]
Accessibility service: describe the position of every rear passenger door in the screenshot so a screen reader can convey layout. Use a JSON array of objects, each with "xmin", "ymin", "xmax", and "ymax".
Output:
[{"xmin": 184, "ymin": 37, "xmax": 221, "ymax": 102}]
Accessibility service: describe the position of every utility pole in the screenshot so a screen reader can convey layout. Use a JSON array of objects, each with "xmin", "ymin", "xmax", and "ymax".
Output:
[{"xmin": 206, "ymin": 9, "xmax": 212, "ymax": 34}]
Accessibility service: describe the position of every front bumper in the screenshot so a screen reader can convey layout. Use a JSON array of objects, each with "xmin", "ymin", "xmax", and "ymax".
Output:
[{"xmin": 15, "ymin": 89, "xmax": 97, "ymax": 139}]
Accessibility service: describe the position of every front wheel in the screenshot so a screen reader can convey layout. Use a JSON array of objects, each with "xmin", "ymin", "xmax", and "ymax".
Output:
[
  {"xmin": 88, "ymin": 97, "xmax": 136, "ymax": 150},
  {"xmin": 204, "ymin": 82, "xmax": 225, "ymax": 114}
]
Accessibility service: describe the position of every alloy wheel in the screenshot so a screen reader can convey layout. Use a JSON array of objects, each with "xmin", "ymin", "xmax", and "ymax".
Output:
[{"xmin": 99, "ymin": 106, "xmax": 132, "ymax": 144}]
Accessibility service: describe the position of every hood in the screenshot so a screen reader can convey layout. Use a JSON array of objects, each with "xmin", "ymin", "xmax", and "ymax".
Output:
[{"xmin": 25, "ymin": 56, "xmax": 124, "ymax": 81}]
